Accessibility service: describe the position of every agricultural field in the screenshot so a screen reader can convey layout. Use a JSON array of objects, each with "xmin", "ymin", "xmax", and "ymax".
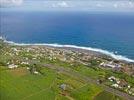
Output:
[
  {"xmin": 94, "ymin": 91, "xmax": 124, "ymax": 100},
  {"xmin": 0, "ymin": 40, "xmax": 133, "ymax": 100},
  {"xmin": 0, "ymin": 66, "xmax": 124, "ymax": 100}
]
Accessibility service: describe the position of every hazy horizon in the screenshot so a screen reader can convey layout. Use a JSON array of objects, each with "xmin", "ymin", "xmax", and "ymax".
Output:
[{"xmin": 1, "ymin": 0, "xmax": 134, "ymax": 12}]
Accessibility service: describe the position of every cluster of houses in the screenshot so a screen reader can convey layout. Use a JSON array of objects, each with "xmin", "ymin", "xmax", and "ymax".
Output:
[
  {"xmin": 8, "ymin": 64, "xmax": 18, "ymax": 69},
  {"xmin": 7, "ymin": 59, "xmax": 29, "ymax": 69},
  {"xmin": 108, "ymin": 76, "xmax": 134, "ymax": 96},
  {"xmin": 100, "ymin": 61, "xmax": 122, "ymax": 68},
  {"xmin": 100, "ymin": 61, "xmax": 134, "ymax": 76},
  {"xmin": 5, "ymin": 46, "xmax": 133, "ymax": 72}
]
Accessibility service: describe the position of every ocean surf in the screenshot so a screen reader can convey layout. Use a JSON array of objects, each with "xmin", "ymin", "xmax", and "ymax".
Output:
[{"xmin": 1, "ymin": 36, "xmax": 134, "ymax": 63}]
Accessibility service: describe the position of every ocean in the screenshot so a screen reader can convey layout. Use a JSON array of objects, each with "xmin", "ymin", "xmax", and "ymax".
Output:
[{"xmin": 1, "ymin": 11, "xmax": 134, "ymax": 62}]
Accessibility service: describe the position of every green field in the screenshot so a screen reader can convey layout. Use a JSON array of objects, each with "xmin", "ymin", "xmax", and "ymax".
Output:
[
  {"xmin": 0, "ymin": 65, "xmax": 125, "ymax": 100},
  {"xmin": 0, "ymin": 66, "xmax": 56, "ymax": 100},
  {"xmin": 94, "ymin": 91, "xmax": 124, "ymax": 100}
]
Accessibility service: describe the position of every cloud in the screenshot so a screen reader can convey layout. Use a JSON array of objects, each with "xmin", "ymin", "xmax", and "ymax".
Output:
[
  {"xmin": 1, "ymin": 0, "xmax": 134, "ymax": 12},
  {"xmin": 96, "ymin": 3, "xmax": 103, "ymax": 7},
  {"xmin": 113, "ymin": 3, "xmax": 118, "ymax": 8},
  {"xmin": 52, "ymin": 1, "xmax": 69, "ymax": 8},
  {"xmin": 0, "ymin": 0, "xmax": 23, "ymax": 7},
  {"xmin": 128, "ymin": 1, "xmax": 134, "ymax": 8},
  {"xmin": 12, "ymin": 0, "xmax": 23, "ymax": 5}
]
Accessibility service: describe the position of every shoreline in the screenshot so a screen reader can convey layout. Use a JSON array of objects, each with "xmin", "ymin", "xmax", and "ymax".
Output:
[
  {"xmin": 43, "ymin": 46, "xmax": 134, "ymax": 64},
  {"xmin": 1, "ymin": 37, "xmax": 134, "ymax": 63}
]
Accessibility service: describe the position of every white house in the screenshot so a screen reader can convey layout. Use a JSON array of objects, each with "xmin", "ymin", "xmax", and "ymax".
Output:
[{"xmin": 8, "ymin": 64, "xmax": 18, "ymax": 69}]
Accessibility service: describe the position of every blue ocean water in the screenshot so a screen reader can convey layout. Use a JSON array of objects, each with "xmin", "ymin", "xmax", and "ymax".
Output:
[{"xmin": 1, "ymin": 11, "xmax": 134, "ymax": 59}]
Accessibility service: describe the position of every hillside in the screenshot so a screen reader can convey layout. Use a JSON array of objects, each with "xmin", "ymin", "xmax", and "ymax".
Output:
[{"xmin": 0, "ymin": 40, "xmax": 134, "ymax": 100}]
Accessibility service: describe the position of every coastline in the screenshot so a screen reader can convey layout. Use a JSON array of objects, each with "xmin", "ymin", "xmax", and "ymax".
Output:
[
  {"xmin": 1, "ymin": 37, "xmax": 134, "ymax": 99},
  {"xmin": 1, "ymin": 37, "xmax": 134, "ymax": 63}
]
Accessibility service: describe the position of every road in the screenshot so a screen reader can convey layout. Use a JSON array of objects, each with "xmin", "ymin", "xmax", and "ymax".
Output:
[{"xmin": 43, "ymin": 63, "xmax": 134, "ymax": 100}]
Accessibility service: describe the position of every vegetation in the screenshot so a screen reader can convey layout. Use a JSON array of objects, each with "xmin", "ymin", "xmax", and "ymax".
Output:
[
  {"xmin": 0, "ymin": 66, "xmax": 125, "ymax": 100},
  {"xmin": 0, "ymin": 41, "xmax": 133, "ymax": 100},
  {"xmin": 94, "ymin": 91, "xmax": 124, "ymax": 100}
]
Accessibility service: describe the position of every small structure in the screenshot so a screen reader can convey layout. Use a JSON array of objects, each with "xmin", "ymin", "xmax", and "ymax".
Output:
[
  {"xmin": 108, "ymin": 76, "xmax": 116, "ymax": 82},
  {"xmin": 60, "ymin": 84, "xmax": 67, "ymax": 91},
  {"xmin": 100, "ymin": 61, "xmax": 121, "ymax": 68},
  {"xmin": 8, "ymin": 64, "xmax": 18, "ymax": 69},
  {"xmin": 21, "ymin": 62, "xmax": 29, "ymax": 65},
  {"xmin": 33, "ymin": 71, "xmax": 39, "ymax": 74},
  {"xmin": 128, "ymin": 85, "xmax": 131, "ymax": 88},
  {"xmin": 27, "ymin": 67, "xmax": 30, "ymax": 70},
  {"xmin": 97, "ymin": 79, "xmax": 103, "ymax": 84},
  {"xmin": 111, "ymin": 84, "xmax": 119, "ymax": 88},
  {"xmin": 119, "ymin": 79, "xmax": 128, "ymax": 88},
  {"xmin": 129, "ymin": 88, "xmax": 134, "ymax": 96}
]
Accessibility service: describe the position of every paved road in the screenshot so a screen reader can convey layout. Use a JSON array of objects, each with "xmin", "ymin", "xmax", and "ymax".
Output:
[{"xmin": 43, "ymin": 63, "xmax": 134, "ymax": 100}]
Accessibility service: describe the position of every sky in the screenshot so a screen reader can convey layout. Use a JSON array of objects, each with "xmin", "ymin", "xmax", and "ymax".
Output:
[{"xmin": 0, "ymin": 0, "xmax": 134, "ymax": 12}]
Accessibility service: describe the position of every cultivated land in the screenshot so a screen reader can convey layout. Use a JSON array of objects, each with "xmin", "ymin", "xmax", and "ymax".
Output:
[{"xmin": 0, "ymin": 39, "xmax": 134, "ymax": 100}]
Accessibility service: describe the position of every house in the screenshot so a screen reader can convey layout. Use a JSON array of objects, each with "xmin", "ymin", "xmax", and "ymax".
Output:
[
  {"xmin": 108, "ymin": 76, "xmax": 116, "ymax": 82},
  {"xmin": 119, "ymin": 79, "xmax": 128, "ymax": 88},
  {"xmin": 21, "ymin": 62, "xmax": 29, "ymax": 65},
  {"xmin": 129, "ymin": 88, "xmax": 134, "ymax": 96},
  {"xmin": 113, "ymin": 67, "xmax": 121, "ymax": 72},
  {"xmin": 27, "ymin": 67, "xmax": 30, "ymax": 70},
  {"xmin": 108, "ymin": 76, "xmax": 120, "ymax": 84},
  {"xmin": 111, "ymin": 84, "xmax": 119, "ymax": 88},
  {"xmin": 100, "ymin": 61, "xmax": 121, "ymax": 68},
  {"xmin": 34, "ymin": 71, "xmax": 39, "ymax": 74},
  {"xmin": 81, "ymin": 55, "xmax": 91, "ymax": 61},
  {"xmin": 60, "ymin": 84, "xmax": 67, "ymax": 91},
  {"xmin": 8, "ymin": 64, "xmax": 18, "ymax": 69}
]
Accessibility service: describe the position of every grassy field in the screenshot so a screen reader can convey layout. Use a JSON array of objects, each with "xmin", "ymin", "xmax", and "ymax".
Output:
[
  {"xmin": 0, "ymin": 66, "xmax": 56, "ymax": 100},
  {"xmin": 94, "ymin": 91, "xmax": 124, "ymax": 100},
  {"xmin": 70, "ymin": 84, "xmax": 102, "ymax": 100},
  {"xmin": 0, "ymin": 65, "xmax": 125, "ymax": 100},
  {"xmin": 0, "ymin": 40, "xmax": 133, "ymax": 100}
]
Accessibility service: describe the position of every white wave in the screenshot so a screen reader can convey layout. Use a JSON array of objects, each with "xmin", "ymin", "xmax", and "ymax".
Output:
[
  {"xmin": 0, "ymin": 36, "xmax": 4, "ymax": 40},
  {"xmin": 0, "ymin": 36, "xmax": 134, "ymax": 63}
]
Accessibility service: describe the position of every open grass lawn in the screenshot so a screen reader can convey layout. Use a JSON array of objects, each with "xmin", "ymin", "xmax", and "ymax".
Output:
[
  {"xmin": 70, "ymin": 84, "xmax": 103, "ymax": 100},
  {"xmin": 0, "ymin": 66, "xmax": 56, "ymax": 100},
  {"xmin": 94, "ymin": 91, "xmax": 124, "ymax": 100},
  {"xmin": 0, "ymin": 66, "xmax": 125, "ymax": 100}
]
